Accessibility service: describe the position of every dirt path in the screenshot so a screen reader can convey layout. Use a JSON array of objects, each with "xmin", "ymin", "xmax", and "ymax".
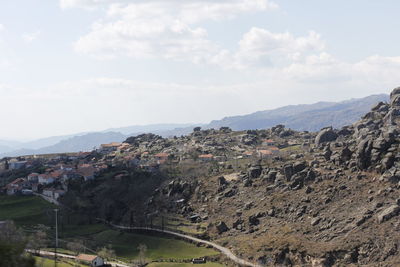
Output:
[{"xmin": 107, "ymin": 222, "xmax": 262, "ymax": 267}]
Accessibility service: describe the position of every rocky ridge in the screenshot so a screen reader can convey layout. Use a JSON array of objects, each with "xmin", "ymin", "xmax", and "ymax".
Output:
[
  {"xmin": 46, "ymin": 87, "xmax": 400, "ymax": 267},
  {"xmin": 145, "ymin": 87, "xmax": 400, "ymax": 266}
]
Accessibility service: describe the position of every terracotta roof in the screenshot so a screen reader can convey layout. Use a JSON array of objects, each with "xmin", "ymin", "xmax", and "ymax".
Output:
[
  {"xmin": 77, "ymin": 254, "xmax": 98, "ymax": 262},
  {"xmin": 199, "ymin": 154, "xmax": 213, "ymax": 158},
  {"xmin": 263, "ymin": 139, "xmax": 274, "ymax": 143},
  {"xmin": 269, "ymin": 146, "xmax": 280, "ymax": 151},
  {"xmin": 155, "ymin": 152, "xmax": 169, "ymax": 158},
  {"xmin": 77, "ymin": 167, "xmax": 96, "ymax": 177},
  {"xmin": 38, "ymin": 174, "xmax": 51, "ymax": 179},
  {"xmin": 258, "ymin": 150, "xmax": 273, "ymax": 155},
  {"xmin": 50, "ymin": 170, "xmax": 64, "ymax": 178},
  {"xmin": 78, "ymin": 163, "xmax": 92, "ymax": 168},
  {"xmin": 10, "ymin": 178, "xmax": 26, "ymax": 185},
  {"xmin": 101, "ymin": 142, "xmax": 121, "ymax": 148}
]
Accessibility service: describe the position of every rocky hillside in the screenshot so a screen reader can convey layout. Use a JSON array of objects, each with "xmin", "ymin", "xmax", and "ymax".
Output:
[
  {"xmin": 144, "ymin": 89, "xmax": 400, "ymax": 266},
  {"xmin": 53, "ymin": 88, "xmax": 400, "ymax": 266}
]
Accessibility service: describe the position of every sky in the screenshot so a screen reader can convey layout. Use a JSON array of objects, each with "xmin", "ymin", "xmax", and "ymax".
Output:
[{"xmin": 1, "ymin": 0, "xmax": 400, "ymax": 140}]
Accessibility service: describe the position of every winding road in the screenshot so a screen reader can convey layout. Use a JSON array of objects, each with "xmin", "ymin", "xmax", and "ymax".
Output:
[{"xmin": 105, "ymin": 221, "xmax": 263, "ymax": 267}]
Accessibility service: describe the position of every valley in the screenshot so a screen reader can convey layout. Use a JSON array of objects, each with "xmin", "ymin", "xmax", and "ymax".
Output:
[{"xmin": 0, "ymin": 195, "xmax": 225, "ymax": 266}]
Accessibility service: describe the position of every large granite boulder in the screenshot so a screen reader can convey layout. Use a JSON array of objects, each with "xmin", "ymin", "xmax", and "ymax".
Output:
[{"xmin": 315, "ymin": 127, "xmax": 338, "ymax": 146}]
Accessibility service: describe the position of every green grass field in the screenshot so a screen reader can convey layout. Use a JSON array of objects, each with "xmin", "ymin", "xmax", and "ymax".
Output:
[
  {"xmin": 0, "ymin": 195, "xmax": 55, "ymax": 226},
  {"xmin": 0, "ymin": 196, "xmax": 222, "ymax": 264},
  {"xmin": 61, "ymin": 223, "xmax": 109, "ymax": 238},
  {"xmin": 152, "ymin": 215, "xmax": 207, "ymax": 235},
  {"xmin": 148, "ymin": 262, "xmax": 226, "ymax": 267},
  {"xmin": 33, "ymin": 256, "xmax": 89, "ymax": 267},
  {"xmin": 90, "ymin": 229, "xmax": 219, "ymax": 261}
]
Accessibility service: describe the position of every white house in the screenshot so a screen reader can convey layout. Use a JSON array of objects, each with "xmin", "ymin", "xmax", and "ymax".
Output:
[
  {"xmin": 76, "ymin": 254, "xmax": 104, "ymax": 267},
  {"xmin": 38, "ymin": 174, "xmax": 54, "ymax": 185},
  {"xmin": 43, "ymin": 188, "xmax": 66, "ymax": 200},
  {"xmin": 9, "ymin": 161, "xmax": 27, "ymax": 170},
  {"xmin": 54, "ymin": 190, "xmax": 66, "ymax": 200},
  {"xmin": 27, "ymin": 173, "xmax": 39, "ymax": 183},
  {"xmin": 42, "ymin": 188, "xmax": 55, "ymax": 198}
]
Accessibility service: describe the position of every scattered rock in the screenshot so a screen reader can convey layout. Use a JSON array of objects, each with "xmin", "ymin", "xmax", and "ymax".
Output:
[
  {"xmin": 215, "ymin": 221, "xmax": 229, "ymax": 234},
  {"xmin": 377, "ymin": 205, "xmax": 400, "ymax": 223}
]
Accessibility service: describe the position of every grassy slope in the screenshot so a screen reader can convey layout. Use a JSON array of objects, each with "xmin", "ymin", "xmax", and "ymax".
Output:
[
  {"xmin": 91, "ymin": 229, "xmax": 219, "ymax": 260},
  {"xmin": 61, "ymin": 223, "xmax": 109, "ymax": 238},
  {"xmin": 0, "ymin": 196, "xmax": 222, "ymax": 263},
  {"xmin": 0, "ymin": 195, "xmax": 55, "ymax": 226},
  {"xmin": 33, "ymin": 256, "xmax": 89, "ymax": 267}
]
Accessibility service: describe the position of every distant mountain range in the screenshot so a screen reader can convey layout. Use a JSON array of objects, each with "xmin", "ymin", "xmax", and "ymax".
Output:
[
  {"xmin": 207, "ymin": 94, "xmax": 389, "ymax": 131},
  {"xmin": 0, "ymin": 94, "xmax": 389, "ymax": 157},
  {"xmin": 0, "ymin": 124, "xmax": 194, "ymax": 157}
]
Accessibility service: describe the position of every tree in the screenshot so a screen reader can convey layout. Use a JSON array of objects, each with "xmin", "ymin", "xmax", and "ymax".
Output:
[
  {"xmin": 27, "ymin": 229, "xmax": 49, "ymax": 254},
  {"xmin": 137, "ymin": 244, "xmax": 147, "ymax": 266},
  {"xmin": 66, "ymin": 240, "xmax": 86, "ymax": 256},
  {"xmin": 0, "ymin": 221, "xmax": 36, "ymax": 267},
  {"xmin": 97, "ymin": 245, "xmax": 116, "ymax": 261}
]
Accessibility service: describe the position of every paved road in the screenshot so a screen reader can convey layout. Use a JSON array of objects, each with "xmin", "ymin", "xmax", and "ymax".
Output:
[
  {"xmin": 26, "ymin": 249, "xmax": 75, "ymax": 260},
  {"xmin": 106, "ymin": 222, "xmax": 263, "ymax": 267},
  {"xmin": 27, "ymin": 249, "xmax": 130, "ymax": 267}
]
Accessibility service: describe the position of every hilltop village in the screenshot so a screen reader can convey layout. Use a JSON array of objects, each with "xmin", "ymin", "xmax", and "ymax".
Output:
[
  {"xmin": 1, "ymin": 125, "xmax": 308, "ymax": 202},
  {"xmin": 2, "ymin": 88, "xmax": 400, "ymax": 266}
]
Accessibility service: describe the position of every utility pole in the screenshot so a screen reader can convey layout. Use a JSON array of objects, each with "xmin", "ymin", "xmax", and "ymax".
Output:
[{"xmin": 54, "ymin": 209, "xmax": 58, "ymax": 267}]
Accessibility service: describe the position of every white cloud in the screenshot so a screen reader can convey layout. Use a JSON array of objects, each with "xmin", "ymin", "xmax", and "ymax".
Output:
[
  {"xmin": 22, "ymin": 31, "xmax": 41, "ymax": 43},
  {"xmin": 209, "ymin": 28, "xmax": 325, "ymax": 70},
  {"xmin": 176, "ymin": 0, "xmax": 278, "ymax": 24},
  {"xmin": 73, "ymin": 1, "xmax": 277, "ymax": 62},
  {"xmin": 61, "ymin": 0, "xmax": 277, "ymax": 13},
  {"xmin": 62, "ymin": 0, "xmax": 400, "ymax": 104},
  {"xmin": 60, "ymin": 0, "xmax": 110, "ymax": 9},
  {"xmin": 0, "ymin": 24, "xmax": 4, "ymax": 31}
]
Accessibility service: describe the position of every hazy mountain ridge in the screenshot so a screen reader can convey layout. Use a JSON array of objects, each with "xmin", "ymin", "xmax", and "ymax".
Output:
[
  {"xmin": 0, "ymin": 132, "xmax": 127, "ymax": 157},
  {"xmin": 103, "ymin": 123, "xmax": 195, "ymax": 135},
  {"xmin": 0, "ymin": 94, "xmax": 389, "ymax": 157},
  {"xmin": 207, "ymin": 94, "xmax": 389, "ymax": 131}
]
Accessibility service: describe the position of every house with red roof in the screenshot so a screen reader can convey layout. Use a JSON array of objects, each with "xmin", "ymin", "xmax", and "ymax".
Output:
[
  {"xmin": 76, "ymin": 254, "xmax": 104, "ymax": 267},
  {"xmin": 198, "ymin": 154, "xmax": 214, "ymax": 161},
  {"xmin": 4, "ymin": 178, "xmax": 29, "ymax": 195},
  {"xmin": 257, "ymin": 150, "xmax": 273, "ymax": 159}
]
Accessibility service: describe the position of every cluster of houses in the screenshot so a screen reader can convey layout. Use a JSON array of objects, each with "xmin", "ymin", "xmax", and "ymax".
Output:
[
  {"xmin": 1, "ymin": 131, "xmax": 289, "ymax": 200},
  {"xmin": 3, "ymin": 161, "xmax": 107, "ymax": 200},
  {"xmin": 100, "ymin": 135, "xmax": 284, "ymax": 172}
]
